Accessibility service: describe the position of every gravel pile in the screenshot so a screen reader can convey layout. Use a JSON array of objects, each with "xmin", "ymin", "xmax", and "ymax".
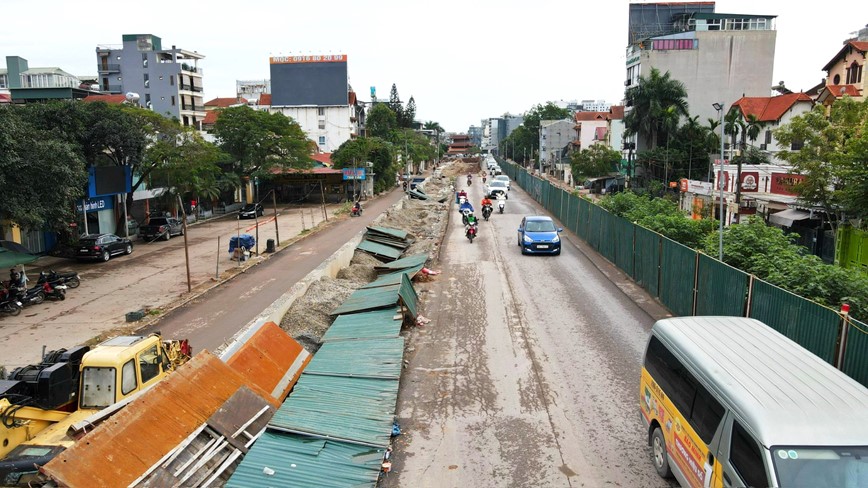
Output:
[{"xmin": 278, "ymin": 160, "xmax": 469, "ymax": 352}]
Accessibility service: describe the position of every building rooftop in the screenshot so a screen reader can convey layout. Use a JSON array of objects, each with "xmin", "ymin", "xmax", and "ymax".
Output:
[{"xmin": 731, "ymin": 93, "xmax": 813, "ymax": 122}]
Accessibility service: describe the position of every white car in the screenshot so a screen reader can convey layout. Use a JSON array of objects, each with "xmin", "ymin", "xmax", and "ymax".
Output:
[
  {"xmin": 493, "ymin": 175, "xmax": 510, "ymax": 190},
  {"xmin": 485, "ymin": 180, "xmax": 509, "ymax": 199}
]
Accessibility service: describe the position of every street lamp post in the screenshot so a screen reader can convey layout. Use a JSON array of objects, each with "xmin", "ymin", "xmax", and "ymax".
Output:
[{"xmin": 713, "ymin": 102, "xmax": 725, "ymax": 261}]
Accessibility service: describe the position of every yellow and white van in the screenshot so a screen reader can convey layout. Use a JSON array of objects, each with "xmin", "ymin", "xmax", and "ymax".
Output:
[{"xmin": 640, "ymin": 316, "xmax": 868, "ymax": 488}]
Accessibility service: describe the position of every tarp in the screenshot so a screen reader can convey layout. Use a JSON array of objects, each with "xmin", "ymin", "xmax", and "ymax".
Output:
[
  {"xmin": 768, "ymin": 208, "xmax": 813, "ymax": 227},
  {"xmin": 322, "ymin": 308, "xmax": 403, "ymax": 342},
  {"xmin": 267, "ymin": 374, "xmax": 399, "ymax": 448},
  {"xmin": 226, "ymin": 431, "xmax": 384, "ymax": 488},
  {"xmin": 365, "ymin": 226, "xmax": 409, "ymax": 241},
  {"xmin": 0, "ymin": 247, "xmax": 37, "ymax": 268}
]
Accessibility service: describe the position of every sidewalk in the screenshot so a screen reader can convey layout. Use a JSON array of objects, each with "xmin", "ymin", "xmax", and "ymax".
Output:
[{"xmin": 0, "ymin": 198, "xmax": 364, "ymax": 370}]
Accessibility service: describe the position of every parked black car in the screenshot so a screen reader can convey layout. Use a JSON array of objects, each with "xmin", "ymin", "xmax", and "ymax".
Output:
[
  {"xmin": 77, "ymin": 233, "xmax": 133, "ymax": 262},
  {"xmin": 238, "ymin": 203, "xmax": 264, "ymax": 219},
  {"xmin": 139, "ymin": 217, "xmax": 184, "ymax": 241}
]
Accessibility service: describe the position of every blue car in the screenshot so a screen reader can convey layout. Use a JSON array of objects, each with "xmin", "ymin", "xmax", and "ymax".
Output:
[{"xmin": 517, "ymin": 216, "xmax": 563, "ymax": 255}]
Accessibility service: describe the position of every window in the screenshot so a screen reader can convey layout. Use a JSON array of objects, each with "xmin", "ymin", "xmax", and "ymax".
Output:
[
  {"xmin": 142, "ymin": 53, "xmax": 148, "ymax": 68},
  {"xmin": 170, "ymin": 75, "xmax": 175, "ymax": 86},
  {"xmin": 834, "ymin": 74, "xmax": 841, "ymax": 84},
  {"xmin": 691, "ymin": 385, "xmax": 724, "ymax": 443},
  {"xmin": 139, "ymin": 345, "xmax": 160, "ymax": 384},
  {"xmin": 318, "ymin": 107, "xmax": 326, "ymax": 116},
  {"xmin": 171, "ymin": 95, "xmax": 175, "ymax": 106},
  {"xmin": 764, "ymin": 130, "xmax": 772, "ymax": 145},
  {"xmin": 730, "ymin": 421, "xmax": 767, "ymax": 487},
  {"xmin": 319, "ymin": 120, "xmax": 326, "ymax": 129},
  {"xmin": 144, "ymin": 73, "xmax": 149, "ymax": 88},
  {"xmin": 318, "ymin": 136, "xmax": 326, "ymax": 145},
  {"xmin": 791, "ymin": 139, "xmax": 804, "ymax": 151},
  {"xmin": 121, "ymin": 359, "xmax": 137, "ymax": 395}
]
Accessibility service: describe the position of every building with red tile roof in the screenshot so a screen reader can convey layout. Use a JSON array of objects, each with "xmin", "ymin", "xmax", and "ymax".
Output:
[
  {"xmin": 82, "ymin": 94, "xmax": 127, "ymax": 104},
  {"xmin": 204, "ymin": 97, "xmax": 248, "ymax": 108},
  {"xmin": 816, "ymin": 40, "xmax": 866, "ymax": 107},
  {"xmin": 729, "ymin": 93, "xmax": 813, "ymax": 164}
]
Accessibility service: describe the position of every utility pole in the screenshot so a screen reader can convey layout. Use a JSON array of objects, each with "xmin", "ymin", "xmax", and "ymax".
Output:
[{"xmin": 176, "ymin": 195, "xmax": 191, "ymax": 292}]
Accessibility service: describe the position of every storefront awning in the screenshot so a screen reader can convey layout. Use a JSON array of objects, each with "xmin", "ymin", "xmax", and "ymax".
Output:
[{"xmin": 769, "ymin": 209, "xmax": 812, "ymax": 227}]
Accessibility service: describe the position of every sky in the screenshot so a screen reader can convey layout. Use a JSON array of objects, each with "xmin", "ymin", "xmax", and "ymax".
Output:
[{"xmin": 2, "ymin": 0, "xmax": 865, "ymax": 133}]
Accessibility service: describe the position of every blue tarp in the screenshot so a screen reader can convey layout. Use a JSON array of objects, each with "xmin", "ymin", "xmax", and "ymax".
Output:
[{"xmin": 228, "ymin": 234, "xmax": 256, "ymax": 252}]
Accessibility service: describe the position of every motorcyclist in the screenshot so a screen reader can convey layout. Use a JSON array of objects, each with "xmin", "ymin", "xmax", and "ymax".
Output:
[
  {"xmin": 459, "ymin": 200, "xmax": 474, "ymax": 215},
  {"xmin": 464, "ymin": 212, "xmax": 478, "ymax": 232},
  {"xmin": 496, "ymin": 193, "xmax": 506, "ymax": 213},
  {"xmin": 352, "ymin": 201, "xmax": 362, "ymax": 215},
  {"xmin": 480, "ymin": 196, "xmax": 493, "ymax": 209}
]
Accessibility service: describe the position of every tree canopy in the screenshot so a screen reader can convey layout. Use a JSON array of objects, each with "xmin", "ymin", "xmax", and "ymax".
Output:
[
  {"xmin": 211, "ymin": 106, "xmax": 312, "ymax": 178},
  {"xmin": 623, "ymin": 68, "xmax": 689, "ymax": 149},
  {"xmin": 570, "ymin": 144, "xmax": 621, "ymax": 180},
  {"xmin": 774, "ymin": 97, "xmax": 868, "ymax": 228},
  {"xmin": 331, "ymin": 137, "xmax": 397, "ymax": 193}
]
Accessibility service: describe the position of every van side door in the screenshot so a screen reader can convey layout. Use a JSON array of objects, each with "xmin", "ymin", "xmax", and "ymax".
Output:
[{"xmin": 715, "ymin": 413, "xmax": 771, "ymax": 488}]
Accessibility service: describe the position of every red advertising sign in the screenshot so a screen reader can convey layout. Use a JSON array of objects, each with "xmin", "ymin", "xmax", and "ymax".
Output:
[
  {"xmin": 740, "ymin": 172, "xmax": 759, "ymax": 193},
  {"xmin": 270, "ymin": 54, "xmax": 347, "ymax": 64},
  {"xmin": 679, "ymin": 179, "xmax": 688, "ymax": 192},
  {"xmin": 770, "ymin": 173, "xmax": 804, "ymax": 196}
]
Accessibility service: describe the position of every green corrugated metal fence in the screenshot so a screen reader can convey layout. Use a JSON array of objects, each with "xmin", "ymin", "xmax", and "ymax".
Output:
[
  {"xmin": 633, "ymin": 226, "xmax": 661, "ymax": 298},
  {"xmin": 749, "ymin": 279, "xmax": 841, "ymax": 364},
  {"xmin": 588, "ymin": 204, "xmax": 602, "ymax": 251},
  {"xmin": 577, "ymin": 198, "xmax": 590, "ymax": 240},
  {"xmin": 841, "ymin": 318, "xmax": 868, "ymax": 387},
  {"xmin": 659, "ymin": 237, "xmax": 696, "ymax": 317},
  {"xmin": 599, "ymin": 209, "xmax": 616, "ymax": 264},
  {"xmin": 695, "ymin": 254, "xmax": 749, "ymax": 317},
  {"xmin": 567, "ymin": 195, "xmax": 579, "ymax": 235},
  {"xmin": 613, "ymin": 216, "xmax": 635, "ymax": 276}
]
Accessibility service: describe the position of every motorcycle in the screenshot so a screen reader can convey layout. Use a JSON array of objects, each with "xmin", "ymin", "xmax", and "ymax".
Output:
[
  {"xmin": 461, "ymin": 208, "xmax": 473, "ymax": 226},
  {"xmin": 16, "ymin": 284, "xmax": 45, "ymax": 307},
  {"xmin": 42, "ymin": 281, "xmax": 67, "ymax": 301},
  {"xmin": 467, "ymin": 176, "xmax": 472, "ymax": 187},
  {"xmin": 38, "ymin": 270, "xmax": 80, "ymax": 289},
  {"xmin": 482, "ymin": 175, "xmax": 487, "ymax": 184},
  {"xmin": 482, "ymin": 204, "xmax": 493, "ymax": 221},
  {"xmin": 465, "ymin": 224, "xmax": 478, "ymax": 243},
  {"xmin": 350, "ymin": 203, "xmax": 363, "ymax": 217},
  {"xmin": 498, "ymin": 200, "xmax": 506, "ymax": 214},
  {"xmin": 0, "ymin": 287, "xmax": 23, "ymax": 316}
]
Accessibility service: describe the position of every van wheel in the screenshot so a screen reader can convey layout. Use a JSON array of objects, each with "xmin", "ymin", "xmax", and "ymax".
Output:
[{"xmin": 651, "ymin": 427, "xmax": 673, "ymax": 478}]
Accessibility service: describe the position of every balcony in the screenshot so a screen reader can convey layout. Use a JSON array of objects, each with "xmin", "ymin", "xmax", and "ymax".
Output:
[
  {"xmin": 98, "ymin": 64, "xmax": 121, "ymax": 73},
  {"xmin": 179, "ymin": 83, "xmax": 204, "ymax": 93},
  {"xmin": 180, "ymin": 64, "xmax": 203, "ymax": 76},
  {"xmin": 180, "ymin": 105, "xmax": 205, "ymax": 113},
  {"xmin": 103, "ymin": 85, "xmax": 123, "ymax": 93}
]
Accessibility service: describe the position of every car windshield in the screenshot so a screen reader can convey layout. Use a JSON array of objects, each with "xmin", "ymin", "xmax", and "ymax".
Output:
[
  {"xmin": 490, "ymin": 181, "xmax": 506, "ymax": 188},
  {"xmin": 526, "ymin": 220, "xmax": 556, "ymax": 232},
  {"xmin": 80, "ymin": 239, "xmax": 97, "ymax": 246},
  {"xmin": 772, "ymin": 446, "xmax": 868, "ymax": 487},
  {"xmin": 495, "ymin": 176, "xmax": 508, "ymax": 181},
  {"xmin": 242, "ymin": 205, "xmax": 256, "ymax": 210}
]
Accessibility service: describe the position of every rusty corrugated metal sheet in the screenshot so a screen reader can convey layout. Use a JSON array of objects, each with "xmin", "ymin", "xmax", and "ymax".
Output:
[
  {"xmin": 225, "ymin": 321, "xmax": 311, "ymax": 402},
  {"xmin": 42, "ymin": 352, "xmax": 279, "ymax": 488}
]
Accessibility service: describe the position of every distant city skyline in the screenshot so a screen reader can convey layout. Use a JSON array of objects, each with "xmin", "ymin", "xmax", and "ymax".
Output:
[{"xmin": 0, "ymin": 0, "xmax": 862, "ymax": 132}]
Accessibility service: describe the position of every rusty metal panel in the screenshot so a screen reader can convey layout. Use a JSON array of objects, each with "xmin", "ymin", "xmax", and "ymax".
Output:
[
  {"xmin": 42, "ymin": 352, "xmax": 278, "ymax": 488},
  {"xmin": 225, "ymin": 321, "xmax": 311, "ymax": 402}
]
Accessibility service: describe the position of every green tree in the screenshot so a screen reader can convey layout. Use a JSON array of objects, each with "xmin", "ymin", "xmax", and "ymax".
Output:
[
  {"xmin": 211, "ymin": 106, "xmax": 311, "ymax": 179},
  {"xmin": 367, "ymin": 104, "xmax": 398, "ymax": 140},
  {"xmin": 388, "ymin": 84, "xmax": 404, "ymax": 126},
  {"xmin": 570, "ymin": 144, "xmax": 621, "ymax": 180},
  {"xmin": 623, "ymin": 68, "xmax": 689, "ymax": 149},
  {"xmin": 332, "ymin": 137, "xmax": 396, "ymax": 193},
  {"xmin": 403, "ymin": 96, "xmax": 417, "ymax": 128},
  {"xmin": 598, "ymin": 191, "xmax": 714, "ymax": 248},
  {"xmin": 775, "ymin": 97, "xmax": 868, "ymax": 229},
  {"xmin": 0, "ymin": 107, "xmax": 88, "ymax": 232}
]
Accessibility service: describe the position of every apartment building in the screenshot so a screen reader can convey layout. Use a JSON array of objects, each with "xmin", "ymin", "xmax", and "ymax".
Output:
[{"xmin": 96, "ymin": 34, "xmax": 205, "ymax": 127}]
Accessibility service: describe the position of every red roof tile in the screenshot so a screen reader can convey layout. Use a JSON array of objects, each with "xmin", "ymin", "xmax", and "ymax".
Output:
[
  {"xmin": 258, "ymin": 93, "xmax": 272, "ymax": 105},
  {"xmin": 82, "ymin": 94, "xmax": 127, "ymax": 104},
  {"xmin": 311, "ymin": 152, "xmax": 332, "ymax": 166},
  {"xmin": 202, "ymin": 109, "xmax": 220, "ymax": 125},
  {"xmin": 204, "ymin": 97, "xmax": 248, "ymax": 108},
  {"xmin": 574, "ymin": 111, "xmax": 608, "ymax": 121},
  {"xmin": 731, "ymin": 93, "xmax": 813, "ymax": 122},
  {"xmin": 609, "ymin": 105, "xmax": 625, "ymax": 120},
  {"xmin": 822, "ymin": 40, "xmax": 868, "ymax": 71},
  {"xmin": 828, "ymin": 85, "xmax": 861, "ymax": 97}
]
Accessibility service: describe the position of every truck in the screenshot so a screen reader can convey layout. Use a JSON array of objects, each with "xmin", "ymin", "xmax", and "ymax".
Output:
[
  {"xmin": 0, "ymin": 334, "xmax": 191, "ymax": 487},
  {"xmin": 138, "ymin": 216, "xmax": 184, "ymax": 241}
]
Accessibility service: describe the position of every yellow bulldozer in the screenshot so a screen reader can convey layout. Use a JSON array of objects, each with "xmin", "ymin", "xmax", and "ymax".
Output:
[{"xmin": 0, "ymin": 334, "xmax": 190, "ymax": 487}]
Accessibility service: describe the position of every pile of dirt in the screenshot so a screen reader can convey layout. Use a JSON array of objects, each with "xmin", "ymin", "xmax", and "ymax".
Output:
[
  {"xmin": 279, "ymin": 276, "xmax": 360, "ymax": 352},
  {"xmin": 336, "ymin": 250, "xmax": 382, "ymax": 283}
]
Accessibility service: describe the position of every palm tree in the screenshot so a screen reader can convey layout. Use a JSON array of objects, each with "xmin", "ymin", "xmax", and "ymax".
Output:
[
  {"xmin": 423, "ymin": 121, "xmax": 444, "ymax": 161},
  {"xmin": 624, "ymin": 68, "xmax": 689, "ymax": 149},
  {"xmin": 725, "ymin": 110, "xmax": 766, "ymax": 205}
]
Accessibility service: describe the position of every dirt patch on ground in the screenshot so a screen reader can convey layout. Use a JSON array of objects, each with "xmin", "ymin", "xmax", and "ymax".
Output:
[{"xmin": 277, "ymin": 160, "xmax": 468, "ymax": 351}]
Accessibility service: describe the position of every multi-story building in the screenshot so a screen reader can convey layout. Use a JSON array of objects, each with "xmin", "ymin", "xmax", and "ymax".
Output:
[
  {"xmin": 468, "ymin": 126, "xmax": 483, "ymax": 148},
  {"xmin": 1, "ymin": 56, "xmax": 96, "ymax": 102},
  {"xmin": 815, "ymin": 38, "xmax": 866, "ymax": 109},
  {"xmin": 236, "ymin": 79, "xmax": 271, "ymax": 105},
  {"xmin": 267, "ymin": 54, "xmax": 364, "ymax": 152},
  {"xmin": 482, "ymin": 114, "xmax": 524, "ymax": 154},
  {"xmin": 96, "ymin": 34, "xmax": 205, "ymax": 127},
  {"xmin": 625, "ymin": 3, "xmax": 777, "ymax": 151},
  {"xmin": 539, "ymin": 119, "xmax": 574, "ymax": 176},
  {"xmin": 579, "ymin": 100, "xmax": 611, "ymax": 112}
]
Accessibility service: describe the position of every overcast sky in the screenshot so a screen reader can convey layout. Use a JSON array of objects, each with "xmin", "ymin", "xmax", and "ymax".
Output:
[{"xmin": 2, "ymin": 0, "xmax": 864, "ymax": 132}]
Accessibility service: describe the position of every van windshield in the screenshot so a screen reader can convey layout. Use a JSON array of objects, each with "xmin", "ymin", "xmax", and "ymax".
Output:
[{"xmin": 772, "ymin": 446, "xmax": 868, "ymax": 487}]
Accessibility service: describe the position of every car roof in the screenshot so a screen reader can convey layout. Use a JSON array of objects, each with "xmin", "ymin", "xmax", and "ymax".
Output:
[{"xmin": 81, "ymin": 233, "xmax": 112, "ymax": 239}]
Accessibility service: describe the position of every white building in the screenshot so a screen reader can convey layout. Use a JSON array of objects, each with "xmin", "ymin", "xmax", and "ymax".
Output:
[{"xmin": 579, "ymin": 99, "xmax": 611, "ymax": 112}]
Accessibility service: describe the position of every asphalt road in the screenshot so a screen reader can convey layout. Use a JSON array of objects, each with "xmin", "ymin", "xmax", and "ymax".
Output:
[
  {"xmin": 139, "ymin": 189, "xmax": 405, "ymax": 354},
  {"xmin": 383, "ymin": 174, "xmax": 676, "ymax": 487}
]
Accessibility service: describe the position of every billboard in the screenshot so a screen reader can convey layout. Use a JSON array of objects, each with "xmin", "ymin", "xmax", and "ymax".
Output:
[
  {"xmin": 270, "ymin": 55, "xmax": 348, "ymax": 106},
  {"xmin": 770, "ymin": 173, "xmax": 804, "ymax": 196},
  {"xmin": 88, "ymin": 166, "xmax": 131, "ymax": 198},
  {"xmin": 342, "ymin": 168, "xmax": 366, "ymax": 180}
]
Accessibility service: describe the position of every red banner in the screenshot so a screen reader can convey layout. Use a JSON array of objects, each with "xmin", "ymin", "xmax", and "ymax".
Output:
[
  {"xmin": 270, "ymin": 54, "xmax": 347, "ymax": 64},
  {"xmin": 716, "ymin": 171, "xmax": 730, "ymax": 192},
  {"xmin": 770, "ymin": 172, "xmax": 804, "ymax": 196}
]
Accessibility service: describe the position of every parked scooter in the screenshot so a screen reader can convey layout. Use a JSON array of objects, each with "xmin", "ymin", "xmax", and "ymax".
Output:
[
  {"xmin": 42, "ymin": 281, "xmax": 67, "ymax": 301},
  {"xmin": 16, "ymin": 284, "xmax": 45, "ymax": 307},
  {"xmin": 0, "ymin": 286, "xmax": 23, "ymax": 316},
  {"xmin": 38, "ymin": 270, "xmax": 80, "ymax": 289}
]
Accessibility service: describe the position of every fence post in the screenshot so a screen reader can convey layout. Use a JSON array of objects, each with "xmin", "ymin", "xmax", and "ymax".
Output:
[
  {"xmin": 692, "ymin": 252, "xmax": 700, "ymax": 316},
  {"xmin": 745, "ymin": 275, "xmax": 755, "ymax": 318},
  {"xmin": 835, "ymin": 304, "xmax": 851, "ymax": 369}
]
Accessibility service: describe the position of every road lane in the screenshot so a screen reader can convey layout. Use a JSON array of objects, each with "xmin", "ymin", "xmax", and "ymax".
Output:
[{"xmin": 386, "ymin": 175, "xmax": 675, "ymax": 487}]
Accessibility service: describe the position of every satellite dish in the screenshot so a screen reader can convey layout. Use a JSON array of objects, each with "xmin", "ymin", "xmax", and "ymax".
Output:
[{"xmin": 125, "ymin": 92, "xmax": 140, "ymax": 103}]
